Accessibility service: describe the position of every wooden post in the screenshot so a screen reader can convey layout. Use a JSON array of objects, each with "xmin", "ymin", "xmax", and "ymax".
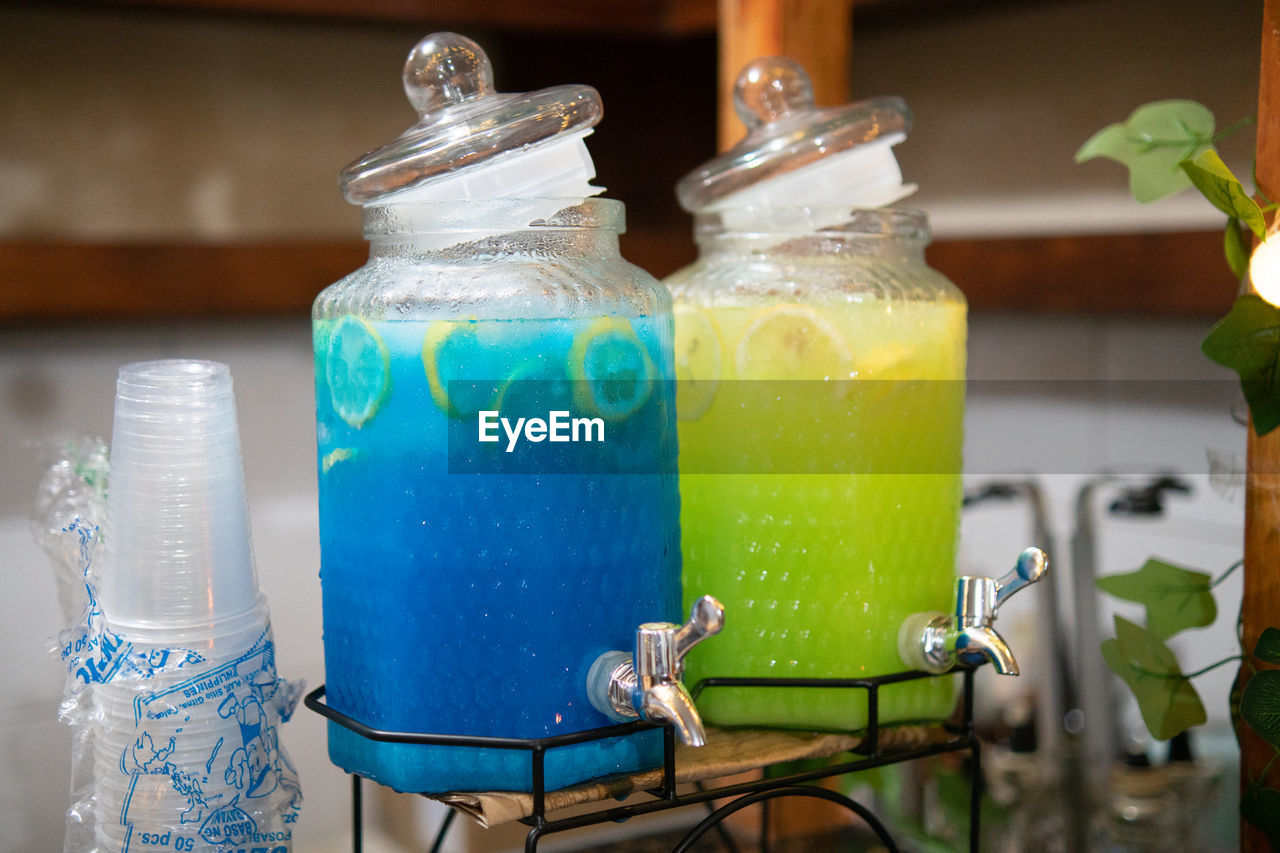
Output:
[
  {"xmin": 711, "ymin": 2, "xmax": 855, "ymax": 843},
  {"xmin": 716, "ymin": 0, "xmax": 855, "ymax": 151},
  {"xmin": 1242, "ymin": 2, "xmax": 1280, "ymax": 850}
]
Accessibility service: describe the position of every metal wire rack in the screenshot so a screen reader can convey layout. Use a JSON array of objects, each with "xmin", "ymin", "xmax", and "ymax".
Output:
[{"xmin": 305, "ymin": 664, "xmax": 982, "ymax": 853}]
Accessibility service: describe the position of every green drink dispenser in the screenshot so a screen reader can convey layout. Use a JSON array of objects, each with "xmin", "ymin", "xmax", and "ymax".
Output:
[{"xmin": 667, "ymin": 57, "xmax": 1043, "ymax": 730}]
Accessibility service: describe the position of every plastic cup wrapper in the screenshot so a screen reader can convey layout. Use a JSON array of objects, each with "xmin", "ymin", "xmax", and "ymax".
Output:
[{"xmin": 35, "ymin": 360, "xmax": 303, "ymax": 853}]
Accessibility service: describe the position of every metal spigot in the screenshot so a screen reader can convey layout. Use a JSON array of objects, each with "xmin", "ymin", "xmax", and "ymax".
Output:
[
  {"xmin": 586, "ymin": 595, "xmax": 725, "ymax": 746},
  {"xmin": 898, "ymin": 547, "xmax": 1048, "ymax": 675}
]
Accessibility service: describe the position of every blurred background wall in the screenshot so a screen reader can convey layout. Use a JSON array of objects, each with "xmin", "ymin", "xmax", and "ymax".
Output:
[{"xmin": 0, "ymin": 1, "xmax": 1263, "ymax": 849}]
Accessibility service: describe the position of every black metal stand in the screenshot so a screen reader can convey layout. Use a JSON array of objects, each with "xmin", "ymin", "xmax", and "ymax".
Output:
[{"xmin": 305, "ymin": 665, "xmax": 982, "ymax": 852}]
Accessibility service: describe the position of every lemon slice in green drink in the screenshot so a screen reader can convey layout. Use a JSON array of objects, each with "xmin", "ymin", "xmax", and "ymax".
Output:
[
  {"xmin": 326, "ymin": 316, "xmax": 390, "ymax": 428},
  {"xmin": 673, "ymin": 305, "xmax": 722, "ymax": 421},
  {"xmin": 853, "ymin": 343, "xmax": 916, "ymax": 379},
  {"xmin": 567, "ymin": 317, "xmax": 655, "ymax": 421},
  {"xmin": 734, "ymin": 304, "xmax": 853, "ymax": 381},
  {"xmin": 853, "ymin": 343, "xmax": 921, "ymax": 403}
]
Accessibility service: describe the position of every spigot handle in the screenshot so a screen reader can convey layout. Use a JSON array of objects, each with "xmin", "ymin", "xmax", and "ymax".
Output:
[
  {"xmin": 994, "ymin": 547, "xmax": 1049, "ymax": 609},
  {"xmin": 591, "ymin": 595, "xmax": 727, "ymax": 725},
  {"xmin": 904, "ymin": 546, "xmax": 1049, "ymax": 675},
  {"xmin": 673, "ymin": 595, "xmax": 726, "ymax": 663}
]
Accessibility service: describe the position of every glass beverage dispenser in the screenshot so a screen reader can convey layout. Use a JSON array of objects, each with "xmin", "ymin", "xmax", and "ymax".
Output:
[
  {"xmin": 313, "ymin": 34, "xmax": 687, "ymax": 793},
  {"xmin": 667, "ymin": 58, "xmax": 968, "ymax": 730}
]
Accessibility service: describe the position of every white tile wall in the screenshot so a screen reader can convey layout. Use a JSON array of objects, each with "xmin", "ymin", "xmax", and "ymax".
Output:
[
  {"xmin": 962, "ymin": 314, "xmax": 1246, "ymax": 718},
  {"xmin": 961, "ymin": 314, "xmax": 1244, "ymax": 851}
]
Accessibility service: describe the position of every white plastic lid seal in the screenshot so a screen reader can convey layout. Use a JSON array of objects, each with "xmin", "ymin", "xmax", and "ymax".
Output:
[
  {"xmin": 676, "ymin": 56, "xmax": 916, "ymax": 217},
  {"xmin": 340, "ymin": 33, "xmax": 604, "ymax": 204}
]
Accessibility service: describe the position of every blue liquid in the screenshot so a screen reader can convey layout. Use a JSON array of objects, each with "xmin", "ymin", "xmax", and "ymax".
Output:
[{"xmin": 315, "ymin": 315, "xmax": 681, "ymax": 792}]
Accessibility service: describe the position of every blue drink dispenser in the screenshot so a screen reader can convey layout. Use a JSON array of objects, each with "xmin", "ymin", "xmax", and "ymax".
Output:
[{"xmin": 313, "ymin": 33, "xmax": 715, "ymax": 793}]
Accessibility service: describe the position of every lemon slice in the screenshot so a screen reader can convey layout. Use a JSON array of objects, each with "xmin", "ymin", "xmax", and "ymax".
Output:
[
  {"xmin": 492, "ymin": 358, "xmax": 573, "ymax": 417},
  {"xmin": 734, "ymin": 305, "xmax": 853, "ymax": 381},
  {"xmin": 567, "ymin": 317, "xmax": 655, "ymax": 421},
  {"xmin": 321, "ymin": 447, "xmax": 358, "ymax": 473},
  {"xmin": 853, "ymin": 343, "xmax": 915, "ymax": 379},
  {"xmin": 326, "ymin": 316, "xmax": 390, "ymax": 428},
  {"xmin": 422, "ymin": 319, "xmax": 499, "ymax": 419},
  {"xmin": 673, "ymin": 305, "xmax": 723, "ymax": 421}
]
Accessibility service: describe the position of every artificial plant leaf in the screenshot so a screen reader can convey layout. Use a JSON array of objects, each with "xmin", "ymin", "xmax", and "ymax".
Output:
[
  {"xmin": 1095, "ymin": 558, "xmax": 1215, "ymax": 639},
  {"xmin": 1076, "ymin": 100, "xmax": 1216, "ymax": 203},
  {"xmin": 1226, "ymin": 216, "xmax": 1253, "ymax": 281},
  {"xmin": 1241, "ymin": 669, "xmax": 1280, "ymax": 749},
  {"xmin": 1201, "ymin": 294, "xmax": 1280, "ymax": 436},
  {"xmin": 1255, "ymin": 627, "xmax": 1280, "ymax": 665},
  {"xmin": 1100, "ymin": 616, "xmax": 1207, "ymax": 740},
  {"xmin": 1181, "ymin": 150, "xmax": 1268, "ymax": 238},
  {"xmin": 1240, "ymin": 782, "xmax": 1280, "ymax": 850}
]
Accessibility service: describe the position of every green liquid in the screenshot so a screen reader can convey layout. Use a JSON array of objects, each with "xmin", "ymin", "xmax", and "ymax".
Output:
[{"xmin": 676, "ymin": 300, "xmax": 966, "ymax": 730}]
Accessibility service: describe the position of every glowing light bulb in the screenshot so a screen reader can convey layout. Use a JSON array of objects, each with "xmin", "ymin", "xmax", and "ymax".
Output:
[{"xmin": 1251, "ymin": 232, "xmax": 1280, "ymax": 305}]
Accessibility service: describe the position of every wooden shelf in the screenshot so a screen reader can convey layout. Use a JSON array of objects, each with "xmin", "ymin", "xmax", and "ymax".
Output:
[
  {"xmin": 92, "ymin": 0, "xmax": 719, "ymax": 35},
  {"xmin": 0, "ymin": 229, "xmax": 1237, "ymax": 325},
  {"xmin": 928, "ymin": 229, "xmax": 1239, "ymax": 317}
]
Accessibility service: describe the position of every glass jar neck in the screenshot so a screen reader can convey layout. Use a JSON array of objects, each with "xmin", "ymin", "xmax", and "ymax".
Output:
[
  {"xmin": 693, "ymin": 206, "xmax": 929, "ymax": 260},
  {"xmin": 362, "ymin": 197, "xmax": 624, "ymax": 258}
]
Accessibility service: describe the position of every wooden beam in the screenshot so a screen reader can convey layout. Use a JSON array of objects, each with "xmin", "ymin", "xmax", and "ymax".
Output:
[
  {"xmin": 716, "ymin": 0, "xmax": 855, "ymax": 150},
  {"xmin": 928, "ymin": 230, "xmax": 1237, "ymax": 317},
  {"xmin": 0, "ymin": 241, "xmax": 365, "ymax": 323},
  {"xmin": 0, "ymin": 234, "xmax": 695, "ymax": 325},
  {"xmin": 1241, "ymin": 0, "xmax": 1280, "ymax": 849},
  {"xmin": 0, "ymin": 230, "xmax": 1238, "ymax": 326},
  {"xmin": 91, "ymin": 0, "xmax": 719, "ymax": 36}
]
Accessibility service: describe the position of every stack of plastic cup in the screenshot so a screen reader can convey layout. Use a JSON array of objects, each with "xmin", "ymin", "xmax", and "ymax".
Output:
[
  {"xmin": 100, "ymin": 359, "xmax": 262, "ymax": 634},
  {"xmin": 90, "ymin": 360, "xmax": 295, "ymax": 853}
]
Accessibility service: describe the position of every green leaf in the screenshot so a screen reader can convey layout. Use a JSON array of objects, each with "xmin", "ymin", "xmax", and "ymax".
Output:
[
  {"xmin": 1242, "ymin": 669, "xmax": 1280, "ymax": 748},
  {"xmin": 1181, "ymin": 150, "xmax": 1268, "ymax": 238},
  {"xmin": 1226, "ymin": 217, "xmax": 1253, "ymax": 281},
  {"xmin": 1095, "ymin": 558, "xmax": 1215, "ymax": 639},
  {"xmin": 1256, "ymin": 627, "xmax": 1280, "ymax": 665},
  {"xmin": 1241, "ymin": 783, "xmax": 1280, "ymax": 849},
  {"xmin": 1201, "ymin": 294, "xmax": 1280, "ymax": 435},
  {"xmin": 1100, "ymin": 616, "xmax": 1207, "ymax": 740},
  {"xmin": 1076, "ymin": 100, "xmax": 1216, "ymax": 203}
]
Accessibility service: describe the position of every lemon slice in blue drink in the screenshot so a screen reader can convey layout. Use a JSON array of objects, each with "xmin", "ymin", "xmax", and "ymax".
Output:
[
  {"xmin": 321, "ymin": 447, "xmax": 358, "ymax": 473},
  {"xmin": 493, "ymin": 357, "xmax": 573, "ymax": 418},
  {"xmin": 326, "ymin": 316, "xmax": 391, "ymax": 428},
  {"xmin": 673, "ymin": 305, "xmax": 722, "ymax": 421},
  {"xmin": 422, "ymin": 320, "xmax": 504, "ymax": 419},
  {"xmin": 567, "ymin": 317, "xmax": 655, "ymax": 421}
]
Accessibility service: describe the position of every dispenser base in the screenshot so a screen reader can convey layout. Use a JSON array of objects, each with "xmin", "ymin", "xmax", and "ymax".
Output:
[{"xmin": 326, "ymin": 722, "xmax": 664, "ymax": 794}]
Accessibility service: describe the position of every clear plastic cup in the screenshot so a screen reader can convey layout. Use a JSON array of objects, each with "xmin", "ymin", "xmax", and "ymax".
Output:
[
  {"xmin": 86, "ymin": 360, "xmax": 297, "ymax": 850},
  {"xmin": 99, "ymin": 360, "xmax": 262, "ymax": 637}
]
